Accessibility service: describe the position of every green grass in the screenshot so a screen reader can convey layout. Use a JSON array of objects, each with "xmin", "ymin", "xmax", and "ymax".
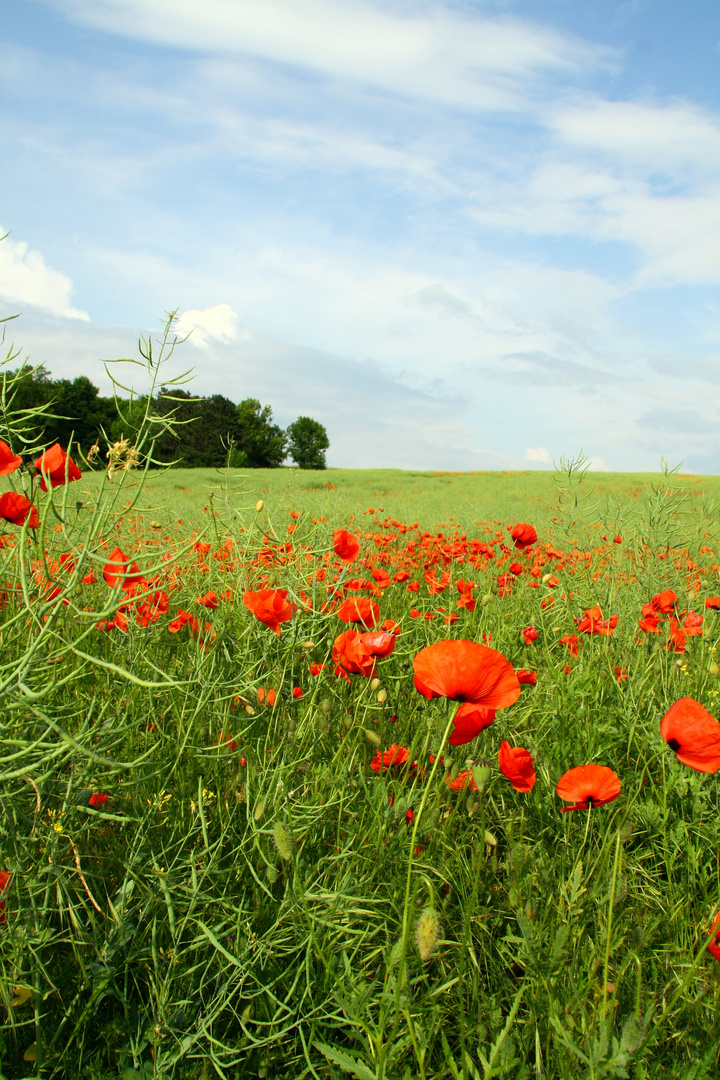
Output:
[{"xmin": 2, "ymin": 458, "xmax": 720, "ymax": 1079}]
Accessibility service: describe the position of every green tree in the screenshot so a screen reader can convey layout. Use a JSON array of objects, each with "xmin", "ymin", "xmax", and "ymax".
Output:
[
  {"xmin": 286, "ymin": 416, "xmax": 329, "ymax": 470},
  {"xmin": 236, "ymin": 398, "xmax": 287, "ymax": 467}
]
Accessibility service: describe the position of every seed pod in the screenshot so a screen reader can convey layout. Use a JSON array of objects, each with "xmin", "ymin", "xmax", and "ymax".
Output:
[
  {"xmin": 415, "ymin": 908, "xmax": 441, "ymax": 962},
  {"xmin": 266, "ymin": 864, "xmax": 278, "ymax": 884},
  {"xmin": 253, "ymin": 798, "xmax": 266, "ymax": 822},
  {"xmin": 273, "ymin": 822, "xmax": 293, "ymax": 862},
  {"xmin": 320, "ymin": 698, "xmax": 332, "ymax": 715},
  {"xmin": 255, "ymin": 499, "xmax": 264, "ymax": 512},
  {"xmin": 364, "ymin": 728, "xmax": 381, "ymax": 746}
]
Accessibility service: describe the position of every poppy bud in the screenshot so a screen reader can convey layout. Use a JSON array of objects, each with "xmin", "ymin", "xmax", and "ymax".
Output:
[
  {"xmin": 710, "ymin": 662, "xmax": 720, "ymax": 677},
  {"xmin": 364, "ymin": 729, "xmax": 381, "ymax": 746},
  {"xmin": 253, "ymin": 798, "xmax": 266, "ymax": 822},
  {"xmin": 415, "ymin": 908, "xmax": 441, "ymax": 962},
  {"xmin": 320, "ymin": 699, "xmax": 332, "ymax": 715},
  {"xmin": 370, "ymin": 678, "xmax": 381, "ymax": 691},
  {"xmin": 266, "ymin": 865, "xmax": 278, "ymax": 884},
  {"xmin": 273, "ymin": 822, "xmax": 293, "ymax": 862},
  {"xmin": 255, "ymin": 500, "xmax": 264, "ymax": 512},
  {"xmin": 481, "ymin": 594, "xmax": 493, "ymax": 605},
  {"xmin": 377, "ymin": 689, "xmax": 388, "ymax": 704}
]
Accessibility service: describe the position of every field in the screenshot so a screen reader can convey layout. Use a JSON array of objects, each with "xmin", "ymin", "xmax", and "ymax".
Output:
[{"xmin": 2, "ymin": 451, "xmax": 720, "ymax": 1079}]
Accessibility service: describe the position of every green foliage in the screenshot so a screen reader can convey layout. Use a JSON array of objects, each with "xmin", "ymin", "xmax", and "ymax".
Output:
[
  {"xmin": 235, "ymin": 397, "xmax": 287, "ymax": 468},
  {"xmin": 286, "ymin": 415, "xmax": 330, "ymax": 469}
]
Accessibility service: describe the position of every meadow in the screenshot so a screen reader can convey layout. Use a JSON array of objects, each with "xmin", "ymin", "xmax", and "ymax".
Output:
[{"xmin": 2, "ymin": 358, "xmax": 720, "ymax": 1078}]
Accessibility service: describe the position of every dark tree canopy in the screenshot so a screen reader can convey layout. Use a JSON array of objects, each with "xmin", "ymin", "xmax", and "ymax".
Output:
[
  {"xmin": 286, "ymin": 416, "xmax": 329, "ymax": 470},
  {"xmin": 2, "ymin": 367, "xmax": 328, "ymax": 468}
]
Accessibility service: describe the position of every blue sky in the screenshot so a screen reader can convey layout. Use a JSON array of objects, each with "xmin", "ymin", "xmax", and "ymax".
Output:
[{"xmin": 2, "ymin": 0, "xmax": 720, "ymax": 471}]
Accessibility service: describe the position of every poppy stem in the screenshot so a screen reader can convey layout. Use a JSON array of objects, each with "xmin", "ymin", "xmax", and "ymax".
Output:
[{"xmin": 379, "ymin": 703, "xmax": 459, "ymax": 1080}]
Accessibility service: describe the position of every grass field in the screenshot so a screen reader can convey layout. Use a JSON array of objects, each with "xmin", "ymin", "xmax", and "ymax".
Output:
[{"xmin": 2, "ymin": 454, "xmax": 720, "ymax": 1079}]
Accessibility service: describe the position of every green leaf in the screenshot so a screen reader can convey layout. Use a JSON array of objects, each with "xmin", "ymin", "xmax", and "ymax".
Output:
[{"xmin": 314, "ymin": 1041, "xmax": 377, "ymax": 1080}]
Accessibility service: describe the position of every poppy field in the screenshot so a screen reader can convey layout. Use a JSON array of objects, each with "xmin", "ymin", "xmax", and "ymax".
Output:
[{"xmin": 3, "ymin": 340, "xmax": 720, "ymax": 1078}]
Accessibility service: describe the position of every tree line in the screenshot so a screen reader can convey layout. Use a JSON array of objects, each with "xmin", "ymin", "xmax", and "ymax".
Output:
[{"xmin": 5, "ymin": 366, "xmax": 330, "ymax": 469}]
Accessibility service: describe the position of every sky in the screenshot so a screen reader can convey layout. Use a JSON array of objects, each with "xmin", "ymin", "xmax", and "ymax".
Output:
[{"xmin": 2, "ymin": 0, "xmax": 720, "ymax": 472}]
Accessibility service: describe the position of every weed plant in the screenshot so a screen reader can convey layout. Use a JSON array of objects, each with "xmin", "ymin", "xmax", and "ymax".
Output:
[{"xmin": 1, "ymin": 317, "xmax": 720, "ymax": 1078}]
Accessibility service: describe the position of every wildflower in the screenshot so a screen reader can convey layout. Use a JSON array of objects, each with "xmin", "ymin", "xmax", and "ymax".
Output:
[
  {"xmin": 614, "ymin": 666, "xmax": 628, "ymax": 683},
  {"xmin": 575, "ymin": 605, "xmax": 618, "ymax": 636},
  {"xmin": 370, "ymin": 743, "xmax": 411, "ymax": 773},
  {"xmin": 257, "ymin": 688, "xmax": 277, "ymax": 706},
  {"xmin": 197, "ymin": 591, "xmax": 219, "ymax": 608},
  {"xmin": 498, "ymin": 741, "xmax": 536, "ymax": 792},
  {"xmin": 0, "ymin": 869, "xmax": 11, "ymax": 926},
  {"xmin": 556, "ymin": 764, "xmax": 621, "ymax": 811},
  {"xmin": 243, "ymin": 588, "xmax": 295, "ymax": 636},
  {"xmin": 168, "ymin": 609, "xmax": 198, "ymax": 634},
  {"xmin": 333, "ymin": 529, "xmax": 361, "ymax": 563},
  {"xmin": 88, "ymin": 793, "xmax": 109, "ymax": 809},
  {"xmin": 335, "ymin": 596, "xmax": 380, "ymax": 628},
  {"xmin": 445, "ymin": 769, "xmax": 478, "ymax": 792},
  {"xmin": 449, "ymin": 703, "xmax": 495, "ymax": 745},
  {"xmin": 292, "ymin": 686, "xmax": 303, "ymax": 699},
  {"xmin": 516, "ymin": 668, "xmax": 537, "ymax": 686},
  {"xmin": 708, "ymin": 913, "xmax": 720, "ymax": 963},
  {"xmin": 651, "ymin": 589, "xmax": 678, "ymax": 614},
  {"xmin": 0, "ymin": 492, "xmax": 38, "ymax": 529},
  {"xmin": 660, "ymin": 697, "xmax": 720, "ymax": 773},
  {"xmin": 559, "ymin": 634, "xmax": 579, "ymax": 657},
  {"xmin": 0, "ymin": 440, "xmax": 21, "ymax": 475},
  {"xmin": 34, "ymin": 443, "xmax": 81, "ymax": 490},
  {"xmin": 413, "ymin": 639, "xmax": 521, "ymax": 710},
  {"xmin": 103, "ymin": 547, "xmax": 143, "ymax": 590},
  {"xmin": 333, "ymin": 628, "xmax": 396, "ymax": 678},
  {"xmin": 511, "ymin": 522, "xmax": 537, "ymax": 549},
  {"xmin": 521, "ymin": 626, "xmax": 539, "ymax": 645}
]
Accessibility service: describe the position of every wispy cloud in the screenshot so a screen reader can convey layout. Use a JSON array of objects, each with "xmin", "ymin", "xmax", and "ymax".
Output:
[{"xmin": 0, "ymin": 230, "xmax": 88, "ymax": 321}]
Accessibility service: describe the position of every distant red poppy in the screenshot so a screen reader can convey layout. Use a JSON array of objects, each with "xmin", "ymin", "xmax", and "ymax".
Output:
[
  {"xmin": 34, "ymin": 443, "xmax": 81, "ymax": 490},
  {"xmin": 576, "ymin": 605, "xmax": 618, "ymax": 636},
  {"xmin": 0, "ymin": 440, "xmax": 21, "ymax": 475},
  {"xmin": 511, "ymin": 522, "xmax": 537, "ymax": 549},
  {"xmin": 449, "ymin": 703, "xmax": 495, "ymax": 745},
  {"xmin": 257, "ymin": 687, "xmax": 277, "ymax": 706},
  {"xmin": 370, "ymin": 743, "xmax": 410, "ymax": 773},
  {"xmin": 333, "ymin": 529, "xmax": 361, "ymax": 563},
  {"xmin": 102, "ymin": 546, "xmax": 143, "ymax": 590},
  {"xmin": 705, "ymin": 597, "xmax": 720, "ymax": 610},
  {"xmin": 521, "ymin": 626, "xmax": 539, "ymax": 645},
  {"xmin": 413, "ymin": 640, "xmax": 521, "ymax": 711},
  {"xmin": 446, "ymin": 769, "xmax": 478, "ymax": 792},
  {"xmin": 559, "ymin": 634, "xmax": 579, "ymax": 657},
  {"xmin": 336, "ymin": 596, "xmax": 380, "ymax": 628},
  {"xmin": 556, "ymin": 764, "xmax": 621, "ymax": 811},
  {"xmin": 638, "ymin": 607, "xmax": 663, "ymax": 633},
  {"xmin": 0, "ymin": 869, "xmax": 11, "ymax": 926},
  {"xmin": 498, "ymin": 741, "xmax": 536, "ymax": 792},
  {"xmin": 708, "ymin": 913, "xmax": 720, "ymax": 963},
  {"xmin": 660, "ymin": 697, "xmax": 720, "ymax": 773},
  {"xmin": 516, "ymin": 668, "xmax": 537, "ymax": 686},
  {"xmin": 0, "ymin": 491, "xmax": 38, "ymax": 528},
  {"xmin": 88, "ymin": 793, "xmax": 109, "ymax": 808},
  {"xmin": 243, "ymin": 588, "xmax": 295, "ymax": 635},
  {"xmin": 614, "ymin": 666, "xmax": 628, "ymax": 683},
  {"xmin": 197, "ymin": 591, "xmax": 219, "ymax": 609}
]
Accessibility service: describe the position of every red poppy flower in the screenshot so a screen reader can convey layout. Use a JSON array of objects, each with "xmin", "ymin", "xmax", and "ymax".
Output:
[
  {"xmin": 0, "ymin": 440, "xmax": 22, "ymax": 475},
  {"xmin": 0, "ymin": 491, "xmax": 38, "ymax": 528},
  {"xmin": 708, "ymin": 913, "xmax": 720, "ymax": 963},
  {"xmin": 650, "ymin": 589, "xmax": 678, "ymax": 614},
  {"xmin": 559, "ymin": 634, "xmax": 579, "ymax": 657},
  {"xmin": 258, "ymin": 687, "xmax": 277, "ymax": 706},
  {"xmin": 103, "ymin": 546, "xmax": 143, "ymax": 590},
  {"xmin": 575, "ymin": 605, "xmax": 618, "ymax": 636},
  {"xmin": 333, "ymin": 529, "xmax": 361, "ymax": 563},
  {"xmin": 614, "ymin": 666, "xmax": 628, "ymax": 683},
  {"xmin": 414, "ymin": 640, "xmax": 520, "ymax": 711},
  {"xmin": 333, "ymin": 628, "xmax": 395, "ymax": 678},
  {"xmin": 335, "ymin": 596, "xmax": 380, "ymax": 628},
  {"xmin": 243, "ymin": 588, "xmax": 295, "ymax": 635},
  {"xmin": 638, "ymin": 607, "xmax": 663, "ymax": 633},
  {"xmin": 511, "ymin": 522, "xmax": 537, "ymax": 550},
  {"xmin": 197, "ymin": 590, "xmax": 219, "ymax": 608},
  {"xmin": 370, "ymin": 743, "xmax": 410, "ymax": 773},
  {"xmin": 556, "ymin": 764, "xmax": 621, "ymax": 811},
  {"xmin": 449, "ymin": 703, "xmax": 495, "ymax": 745},
  {"xmin": 34, "ymin": 443, "xmax": 81, "ymax": 490},
  {"xmin": 445, "ymin": 769, "xmax": 478, "ymax": 792},
  {"xmin": 0, "ymin": 869, "xmax": 11, "ymax": 926},
  {"xmin": 88, "ymin": 793, "xmax": 109, "ymax": 808},
  {"xmin": 498, "ymin": 741, "xmax": 536, "ymax": 792},
  {"xmin": 705, "ymin": 597, "xmax": 720, "ymax": 610},
  {"xmin": 660, "ymin": 697, "xmax": 720, "ymax": 773},
  {"xmin": 521, "ymin": 626, "xmax": 539, "ymax": 645}
]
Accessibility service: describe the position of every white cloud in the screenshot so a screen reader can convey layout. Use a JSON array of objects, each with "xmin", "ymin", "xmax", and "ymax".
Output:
[
  {"xmin": 174, "ymin": 304, "xmax": 240, "ymax": 346},
  {"xmin": 586, "ymin": 456, "xmax": 607, "ymax": 471},
  {"xmin": 525, "ymin": 446, "xmax": 551, "ymax": 462},
  {"xmin": 0, "ymin": 231, "xmax": 89, "ymax": 320},
  {"xmin": 57, "ymin": 0, "xmax": 612, "ymax": 110}
]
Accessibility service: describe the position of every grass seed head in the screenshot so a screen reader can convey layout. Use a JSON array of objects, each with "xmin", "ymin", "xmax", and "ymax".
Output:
[{"xmin": 415, "ymin": 907, "xmax": 441, "ymax": 962}]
